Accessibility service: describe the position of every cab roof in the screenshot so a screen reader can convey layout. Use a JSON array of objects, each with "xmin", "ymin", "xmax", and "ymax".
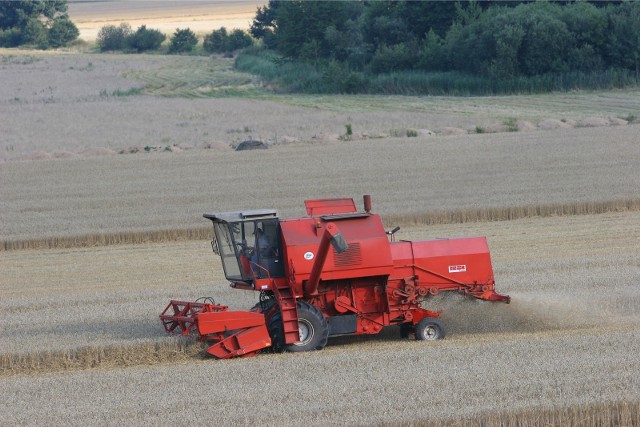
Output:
[{"xmin": 203, "ymin": 209, "xmax": 278, "ymax": 223}]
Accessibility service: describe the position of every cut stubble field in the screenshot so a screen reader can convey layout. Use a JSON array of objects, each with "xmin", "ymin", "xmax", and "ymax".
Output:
[
  {"xmin": 1, "ymin": 50, "xmax": 639, "ymax": 426},
  {"xmin": 2, "ymin": 126, "xmax": 639, "ymax": 245},
  {"xmin": 1, "ymin": 212, "xmax": 639, "ymax": 425}
]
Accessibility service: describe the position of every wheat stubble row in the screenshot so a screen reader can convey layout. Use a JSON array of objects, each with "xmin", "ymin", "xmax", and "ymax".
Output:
[
  {"xmin": 1, "ymin": 211, "xmax": 638, "ymax": 427},
  {"xmin": 2, "ymin": 211, "xmax": 637, "ymax": 356},
  {"xmin": 1, "ymin": 212, "xmax": 639, "ymax": 425}
]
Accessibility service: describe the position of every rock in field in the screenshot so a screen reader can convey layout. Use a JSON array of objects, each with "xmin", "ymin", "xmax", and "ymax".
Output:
[{"xmin": 236, "ymin": 140, "xmax": 268, "ymax": 151}]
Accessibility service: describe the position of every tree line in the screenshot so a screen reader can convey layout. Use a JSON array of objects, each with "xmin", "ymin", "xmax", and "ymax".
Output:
[
  {"xmin": 0, "ymin": 1, "xmax": 252, "ymax": 55},
  {"xmin": 3, "ymin": 0, "xmax": 638, "ymax": 95},
  {"xmin": 243, "ymin": 0, "xmax": 640, "ymax": 94},
  {"xmin": 0, "ymin": 1, "xmax": 78, "ymax": 49}
]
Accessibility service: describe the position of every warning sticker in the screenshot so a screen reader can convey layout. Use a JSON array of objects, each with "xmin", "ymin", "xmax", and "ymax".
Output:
[{"xmin": 448, "ymin": 265, "xmax": 467, "ymax": 273}]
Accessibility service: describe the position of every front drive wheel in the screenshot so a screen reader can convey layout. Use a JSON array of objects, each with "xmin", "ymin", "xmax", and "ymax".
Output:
[
  {"xmin": 268, "ymin": 302, "xmax": 329, "ymax": 353},
  {"xmin": 414, "ymin": 318, "xmax": 445, "ymax": 341},
  {"xmin": 288, "ymin": 301, "xmax": 329, "ymax": 352}
]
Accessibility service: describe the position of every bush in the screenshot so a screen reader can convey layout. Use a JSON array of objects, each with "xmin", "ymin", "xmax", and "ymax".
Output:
[
  {"xmin": 48, "ymin": 18, "xmax": 80, "ymax": 48},
  {"xmin": 203, "ymin": 27, "xmax": 228, "ymax": 53},
  {"xmin": 228, "ymin": 29, "xmax": 253, "ymax": 51},
  {"xmin": 0, "ymin": 28, "xmax": 22, "ymax": 47},
  {"xmin": 204, "ymin": 27, "xmax": 252, "ymax": 54},
  {"xmin": 168, "ymin": 28, "xmax": 197, "ymax": 53},
  {"xmin": 21, "ymin": 18, "xmax": 49, "ymax": 49},
  {"xmin": 126, "ymin": 25, "xmax": 165, "ymax": 52},
  {"xmin": 97, "ymin": 23, "xmax": 132, "ymax": 51},
  {"xmin": 369, "ymin": 43, "xmax": 416, "ymax": 74}
]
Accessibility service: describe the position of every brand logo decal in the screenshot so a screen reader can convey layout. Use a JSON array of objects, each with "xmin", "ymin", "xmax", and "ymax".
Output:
[
  {"xmin": 449, "ymin": 264, "xmax": 467, "ymax": 273},
  {"xmin": 304, "ymin": 252, "xmax": 314, "ymax": 260}
]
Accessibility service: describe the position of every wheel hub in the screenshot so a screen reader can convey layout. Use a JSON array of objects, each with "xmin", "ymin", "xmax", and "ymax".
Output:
[
  {"xmin": 425, "ymin": 325, "xmax": 438, "ymax": 340},
  {"xmin": 295, "ymin": 319, "xmax": 314, "ymax": 346}
]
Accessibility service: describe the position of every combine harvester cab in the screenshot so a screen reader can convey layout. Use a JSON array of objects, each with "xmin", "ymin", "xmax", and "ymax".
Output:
[{"xmin": 160, "ymin": 195, "xmax": 510, "ymax": 359}]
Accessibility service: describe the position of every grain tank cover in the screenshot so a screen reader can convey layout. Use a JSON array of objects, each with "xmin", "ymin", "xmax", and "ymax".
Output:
[
  {"xmin": 280, "ymin": 213, "xmax": 394, "ymax": 282},
  {"xmin": 391, "ymin": 237, "xmax": 496, "ymax": 287},
  {"xmin": 304, "ymin": 198, "xmax": 357, "ymax": 216}
]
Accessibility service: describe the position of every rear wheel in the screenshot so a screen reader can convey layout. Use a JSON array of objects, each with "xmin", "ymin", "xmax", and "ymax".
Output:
[{"xmin": 415, "ymin": 318, "xmax": 445, "ymax": 341}]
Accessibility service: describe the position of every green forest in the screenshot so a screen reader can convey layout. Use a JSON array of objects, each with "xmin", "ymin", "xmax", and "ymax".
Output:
[
  {"xmin": 3, "ymin": 0, "xmax": 639, "ymax": 95},
  {"xmin": 239, "ymin": 0, "xmax": 640, "ymax": 95}
]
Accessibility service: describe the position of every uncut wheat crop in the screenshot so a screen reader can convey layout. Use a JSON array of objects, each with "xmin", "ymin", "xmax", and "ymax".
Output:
[{"xmin": 2, "ymin": 211, "xmax": 639, "ymax": 425}]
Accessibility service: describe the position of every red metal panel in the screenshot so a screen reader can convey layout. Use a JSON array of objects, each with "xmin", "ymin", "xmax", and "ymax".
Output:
[
  {"xmin": 196, "ymin": 310, "xmax": 267, "ymax": 335},
  {"xmin": 391, "ymin": 237, "xmax": 495, "ymax": 286},
  {"xmin": 206, "ymin": 324, "xmax": 272, "ymax": 359},
  {"xmin": 304, "ymin": 198, "xmax": 357, "ymax": 216},
  {"xmin": 281, "ymin": 214, "xmax": 394, "ymax": 285},
  {"xmin": 411, "ymin": 237, "xmax": 495, "ymax": 286}
]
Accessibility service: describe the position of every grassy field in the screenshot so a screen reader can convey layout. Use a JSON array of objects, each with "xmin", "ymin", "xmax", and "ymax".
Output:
[
  {"xmin": 2, "ymin": 52, "xmax": 639, "ymax": 161},
  {"xmin": 1, "ymin": 47, "xmax": 639, "ymax": 426}
]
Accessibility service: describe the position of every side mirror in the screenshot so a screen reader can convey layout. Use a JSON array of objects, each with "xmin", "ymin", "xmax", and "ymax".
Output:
[{"xmin": 386, "ymin": 226, "xmax": 400, "ymax": 242}]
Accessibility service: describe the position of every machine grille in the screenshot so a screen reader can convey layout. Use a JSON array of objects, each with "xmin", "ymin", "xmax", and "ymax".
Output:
[{"xmin": 333, "ymin": 242, "xmax": 362, "ymax": 267}]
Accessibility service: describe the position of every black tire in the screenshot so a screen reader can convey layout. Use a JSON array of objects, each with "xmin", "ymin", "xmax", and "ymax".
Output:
[
  {"xmin": 414, "ymin": 318, "xmax": 445, "ymax": 341},
  {"xmin": 268, "ymin": 310, "xmax": 285, "ymax": 353},
  {"xmin": 288, "ymin": 301, "xmax": 329, "ymax": 352},
  {"xmin": 268, "ymin": 301, "xmax": 329, "ymax": 353},
  {"xmin": 399, "ymin": 322, "xmax": 413, "ymax": 339},
  {"xmin": 251, "ymin": 297, "xmax": 276, "ymax": 314}
]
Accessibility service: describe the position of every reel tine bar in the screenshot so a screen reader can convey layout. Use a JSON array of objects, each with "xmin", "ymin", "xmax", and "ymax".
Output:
[{"xmin": 159, "ymin": 300, "xmax": 228, "ymax": 336}]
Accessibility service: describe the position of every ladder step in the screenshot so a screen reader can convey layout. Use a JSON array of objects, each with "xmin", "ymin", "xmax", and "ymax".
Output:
[{"xmin": 270, "ymin": 282, "xmax": 301, "ymax": 345}]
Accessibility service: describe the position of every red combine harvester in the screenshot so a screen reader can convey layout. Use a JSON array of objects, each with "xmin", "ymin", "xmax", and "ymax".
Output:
[{"xmin": 160, "ymin": 195, "xmax": 510, "ymax": 359}]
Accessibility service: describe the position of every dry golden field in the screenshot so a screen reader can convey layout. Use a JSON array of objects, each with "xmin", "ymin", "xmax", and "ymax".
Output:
[
  {"xmin": 67, "ymin": 1, "xmax": 264, "ymax": 41},
  {"xmin": 1, "ymin": 47, "xmax": 639, "ymax": 426},
  {"xmin": 1, "ymin": 213, "xmax": 639, "ymax": 425}
]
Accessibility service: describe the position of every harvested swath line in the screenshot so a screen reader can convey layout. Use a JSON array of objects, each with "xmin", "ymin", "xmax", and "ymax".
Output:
[
  {"xmin": 1, "ymin": 338, "xmax": 203, "ymax": 377},
  {"xmin": 384, "ymin": 400, "xmax": 640, "ymax": 427},
  {"xmin": 3, "ymin": 198, "xmax": 639, "ymax": 251}
]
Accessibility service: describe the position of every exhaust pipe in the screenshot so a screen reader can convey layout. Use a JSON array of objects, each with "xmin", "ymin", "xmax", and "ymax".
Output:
[{"xmin": 363, "ymin": 194, "xmax": 371, "ymax": 213}]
